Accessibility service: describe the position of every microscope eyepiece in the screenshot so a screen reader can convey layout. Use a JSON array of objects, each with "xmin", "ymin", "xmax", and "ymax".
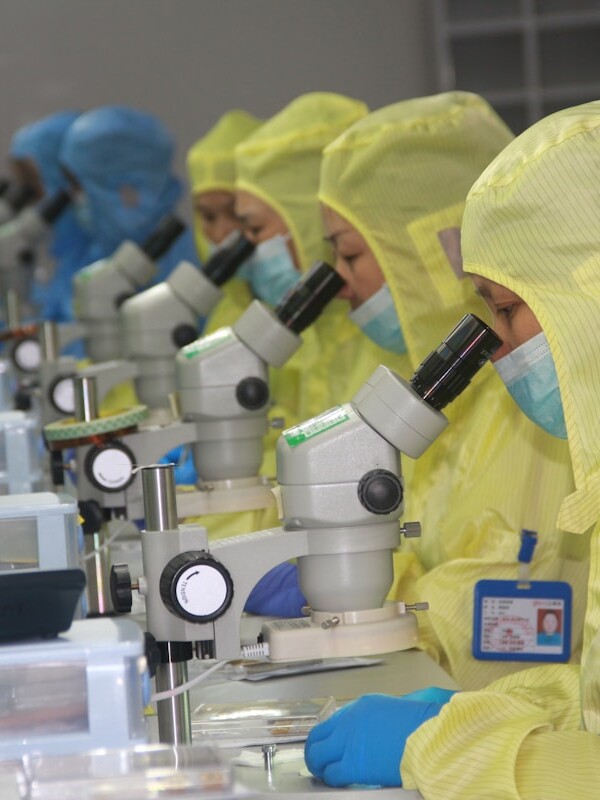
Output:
[
  {"xmin": 275, "ymin": 261, "xmax": 345, "ymax": 334},
  {"xmin": 410, "ymin": 314, "xmax": 501, "ymax": 411},
  {"xmin": 38, "ymin": 188, "xmax": 71, "ymax": 225},
  {"xmin": 0, "ymin": 179, "xmax": 9, "ymax": 197},
  {"xmin": 202, "ymin": 230, "xmax": 255, "ymax": 287},
  {"xmin": 141, "ymin": 215, "xmax": 186, "ymax": 261}
]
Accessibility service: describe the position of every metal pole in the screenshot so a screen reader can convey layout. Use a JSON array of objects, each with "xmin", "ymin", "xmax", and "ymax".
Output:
[{"xmin": 155, "ymin": 650, "xmax": 192, "ymax": 744}]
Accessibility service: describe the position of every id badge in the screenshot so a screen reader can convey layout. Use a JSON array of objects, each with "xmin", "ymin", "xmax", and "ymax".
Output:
[{"xmin": 473, "ymin": 579, "xmax": 572, "ymax": 662}]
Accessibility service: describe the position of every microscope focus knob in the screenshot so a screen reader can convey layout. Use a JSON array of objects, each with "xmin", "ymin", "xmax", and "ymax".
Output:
[
  {"xmin": 172, "ymin": 323, "xmax": 198, "ymax": 349},
  {"xmin": 236, "ymin": 376, "xmax": 269, "ymax": 410},
  {"xmin": 357, "ymin": 469, "xmax": 403, "ymax": 515},
  {"xmin": 110, "ymin": 563, "xmax": 133, "ymax": 614},
  {"xmin": 48, "ymin": 373, "xmax": 76, "ymax": 415},
  {"xmin": 160, "ymin": 551, "xmax": 234, "ymax": 623}
]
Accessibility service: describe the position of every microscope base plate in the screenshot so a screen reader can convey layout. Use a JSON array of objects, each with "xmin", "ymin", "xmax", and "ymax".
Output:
[{"xmin": 261, "ymin": 605, "xmax": 419, "ymax": 662}]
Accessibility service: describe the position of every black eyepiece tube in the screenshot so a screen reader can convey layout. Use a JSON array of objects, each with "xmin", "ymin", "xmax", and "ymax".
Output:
[
  {"xmin": 202, "ymin": 231, "xmax": 255, "ymax": 287},
  {"xmin": 38, "ymin": 188, "xmax": 72, "ymax": 225},
  {"xmin": 141, "ymin": 215, "xmax": 186, "ymax": 261},
  {"xmin": 5, "ymin": 182, "xmax": 36, "ymax": 213},
  {"xmin": 275, "ymin": 261, "xmax": 345, "ymax": 334},
  {"xmin": 0, "ymin": 179, "xmax": 9, "ymax": 197},
  {"xmin": 411, "ymin": 314, "xmax": 501, "ymax": 411}
]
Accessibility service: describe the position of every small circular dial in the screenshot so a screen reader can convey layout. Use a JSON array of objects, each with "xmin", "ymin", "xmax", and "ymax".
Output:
[
  {"xmin": 12, "ymin": 338, "xmax": 41, "ymax": 372},
  {"xmin": 84, "ymin": 441, "xmax": 136, "ymax": 492},
  {"xmin": 49, "ymin": 374, "xmax": 75, "ymax": 415},
  {"xmin": 160, "ymin": 551, "xmax": 233, "ymax": 623}
]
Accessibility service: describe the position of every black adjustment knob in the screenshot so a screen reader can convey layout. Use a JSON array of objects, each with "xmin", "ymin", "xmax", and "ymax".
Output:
[
  {"xmin": 19, "ymin": 247, "xmax": 35, "ymax": 266},
  {"xmin": 160, "ymin": 550, "xmax": 234, "ymax": 623},
  {"xmin": 114, "ymin": 291, "xmax": 134, "ymax": 309},
  {"xmin": 110, "ymin": 563, "xmax": 133, "ymax": 614},
  {"xmin": 144, "ymin": 632, "xmax": 162, "ymax": 677},
  {"xmin": 172, "ymin": 323, "xmax": 198, "ymax": 349},
  {"xmin": 50, "ymin": 450, "xmax": 65, "ymax": 488},
  {"xmin": 78, "ymin": 499, "xmax": 106, "ymax": 535},
  {"xmin": 235, "ymin": 376, "xmax": 269, "ymax": 410},
  {"xmin": 357, "ymin": 469, "xmax": 403, "ymax": 515},
  {"xmin": 14, "ymin": 381, "xmax": 34, "ymax": 411}
]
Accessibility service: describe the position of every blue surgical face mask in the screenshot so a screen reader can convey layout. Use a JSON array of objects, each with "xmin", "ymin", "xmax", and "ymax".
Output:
[
  {"xmin": 349, "ymin": 283, "xmax": 407, "ymax": 355},
  {"xmin": 73, "ymin": 192, "xmax": 93, "ymax": 233},
  {"xmin": 240, "ymin": 233, "xmax": 300, "ymax": 306},
  {"xmin": 494, "ymin": 331, "xmax": 567, "ymax": 439}
]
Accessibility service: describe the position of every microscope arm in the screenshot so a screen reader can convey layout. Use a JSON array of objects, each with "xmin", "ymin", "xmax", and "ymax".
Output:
[
  {"xmin": 141, "ymin": 524, "xmax": 309, "ymax": 661},
  {"xmin": 79, "ymin": 360, "xmax": 140, "ymax": 407}
]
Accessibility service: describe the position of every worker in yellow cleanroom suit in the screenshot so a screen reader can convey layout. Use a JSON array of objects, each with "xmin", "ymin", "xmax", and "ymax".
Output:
[
  {"xmin": 316, "ymin": 92, "xmax": 587, "ymax": 691},
  {"xmin": 307, "ymin": 101, "xmax": 600, "ymax": 797},
  {"xmin": 186, "ymin": 109, "xmax": 262, "ymax": 334}
]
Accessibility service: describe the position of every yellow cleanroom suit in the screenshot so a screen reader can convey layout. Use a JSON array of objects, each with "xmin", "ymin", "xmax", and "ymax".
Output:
[
  {"xmin": 402, "ymin": 102, "xmax": 600, "ymax": 799},
  {"xmin": 318, "ymin": 92, "xmax": 588, "ymax": 689}
]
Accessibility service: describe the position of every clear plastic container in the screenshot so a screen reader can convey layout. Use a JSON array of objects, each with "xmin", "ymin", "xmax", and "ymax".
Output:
[
  {"xmin": 17, "ymin": 744, "xmax": 233, "ymax": 799},
  {"xmin": 191, "ymin": 696, "xmax": 336, "ymax": 748}
]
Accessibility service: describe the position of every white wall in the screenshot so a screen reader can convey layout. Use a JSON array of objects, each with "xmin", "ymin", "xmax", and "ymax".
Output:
[{"xmin": 0, "ymin": 0, "xmax": 436, "ymax": 212}]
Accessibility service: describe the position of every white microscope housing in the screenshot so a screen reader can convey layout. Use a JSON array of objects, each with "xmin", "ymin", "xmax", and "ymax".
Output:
[
  {"xmin": 175, "ymin": 261, "xmax": 345, "ymax": 493},
  {"xmin": 72, "ymin": 215, "xmax": 185, "ymax": 363}
]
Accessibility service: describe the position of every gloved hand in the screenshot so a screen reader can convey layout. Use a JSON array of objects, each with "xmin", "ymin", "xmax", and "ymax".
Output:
[
  {"xmin": 305, "ymin": 693, "xmax": 444, "ymax": 787},
  {"xmin": 158, "ymin": 445, "xmax": 198, "ymax": 486},
  {"xmin": 244, "ymin": 562, "xmax": 306, "ymax": 618},
  {"xmin": 402, "ymin": 686, "xmax": 457, "ymax": 704}
]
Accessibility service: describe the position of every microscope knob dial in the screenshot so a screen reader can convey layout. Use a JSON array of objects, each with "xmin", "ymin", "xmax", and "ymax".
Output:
[
  {"xmin": 48, "ymin": 373, "xmax": 76, "ymax": 415},
  {"xmin": 236, "ymin": 377, "xmax": 269, "ymax": 410},
  {"xmin": 160, "ymin": 551, "xmax": 234, "ymax": 623},
  {"xmin": 110, "ymin": 563, "xmax": 133, "ymax": 614},
  {"xmin": 11, "ymin": 336, "xmax": 41, "ymax": 373},
  {"xmin": 357, "ymin": 469, "xmax": 403, "ymax": 515},
  {"xmin": 172, "ymin": 323, "xmax": 198, "ymax": 348},
  {"xmin": 84, "ymin": 441, "xmax": 136, "ymax": 493}
]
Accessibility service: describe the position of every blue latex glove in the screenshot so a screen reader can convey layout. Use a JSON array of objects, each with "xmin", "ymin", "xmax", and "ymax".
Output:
[
  {"xmin": 401, "ymin": 686, "xmax": 457, "ymax": 704},
  {"xmin": 158, "ymin": 446, "xmax": 198, "ymax": 485},
  {"xmin": 244, "ymin": 563, "xmax": 306, "ymax": 618},
  {"xmin": 305, "ymin": 693, "xmax": 444, "ymax": 787}
]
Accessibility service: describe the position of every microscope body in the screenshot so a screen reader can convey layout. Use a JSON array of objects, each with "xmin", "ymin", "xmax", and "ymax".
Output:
[
  {"xmin": 118, "ymin": 260, "xmax": 221, "ymax": 408},
  {"xmin": 73, "ymin": 241, "xmax": 157, "ymax": 362},
  {"xmin": 133, "ymin": 367, "xmax": 448, "ymax": 662},
  {"xmin": 176, "ymin": 300, "xmax": 300, "ymax": 483}
]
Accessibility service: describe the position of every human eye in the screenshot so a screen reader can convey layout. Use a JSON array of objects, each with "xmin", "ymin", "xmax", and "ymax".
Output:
[
  {"xmin": 495, "ymin": 302, "xmax": 518, "ymax": 320},
  {"xmin": 340, "ymin": 252, "xmax": 358, "ymax": 269}
]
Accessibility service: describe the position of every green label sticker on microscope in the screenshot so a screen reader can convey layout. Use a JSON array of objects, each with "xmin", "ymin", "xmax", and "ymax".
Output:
[
  {"xmin": 181, "ymin": 327, "xmax": 235, "ymax": 359},
  {"xmin": 283, "ymin": 405, "xmax": 350, "ymax": 447}
]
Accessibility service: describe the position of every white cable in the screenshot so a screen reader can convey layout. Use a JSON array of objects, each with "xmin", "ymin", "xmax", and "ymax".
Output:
[{"xmin": 151, "ymin": 659, "xmax": 229, "ymax": 703}]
